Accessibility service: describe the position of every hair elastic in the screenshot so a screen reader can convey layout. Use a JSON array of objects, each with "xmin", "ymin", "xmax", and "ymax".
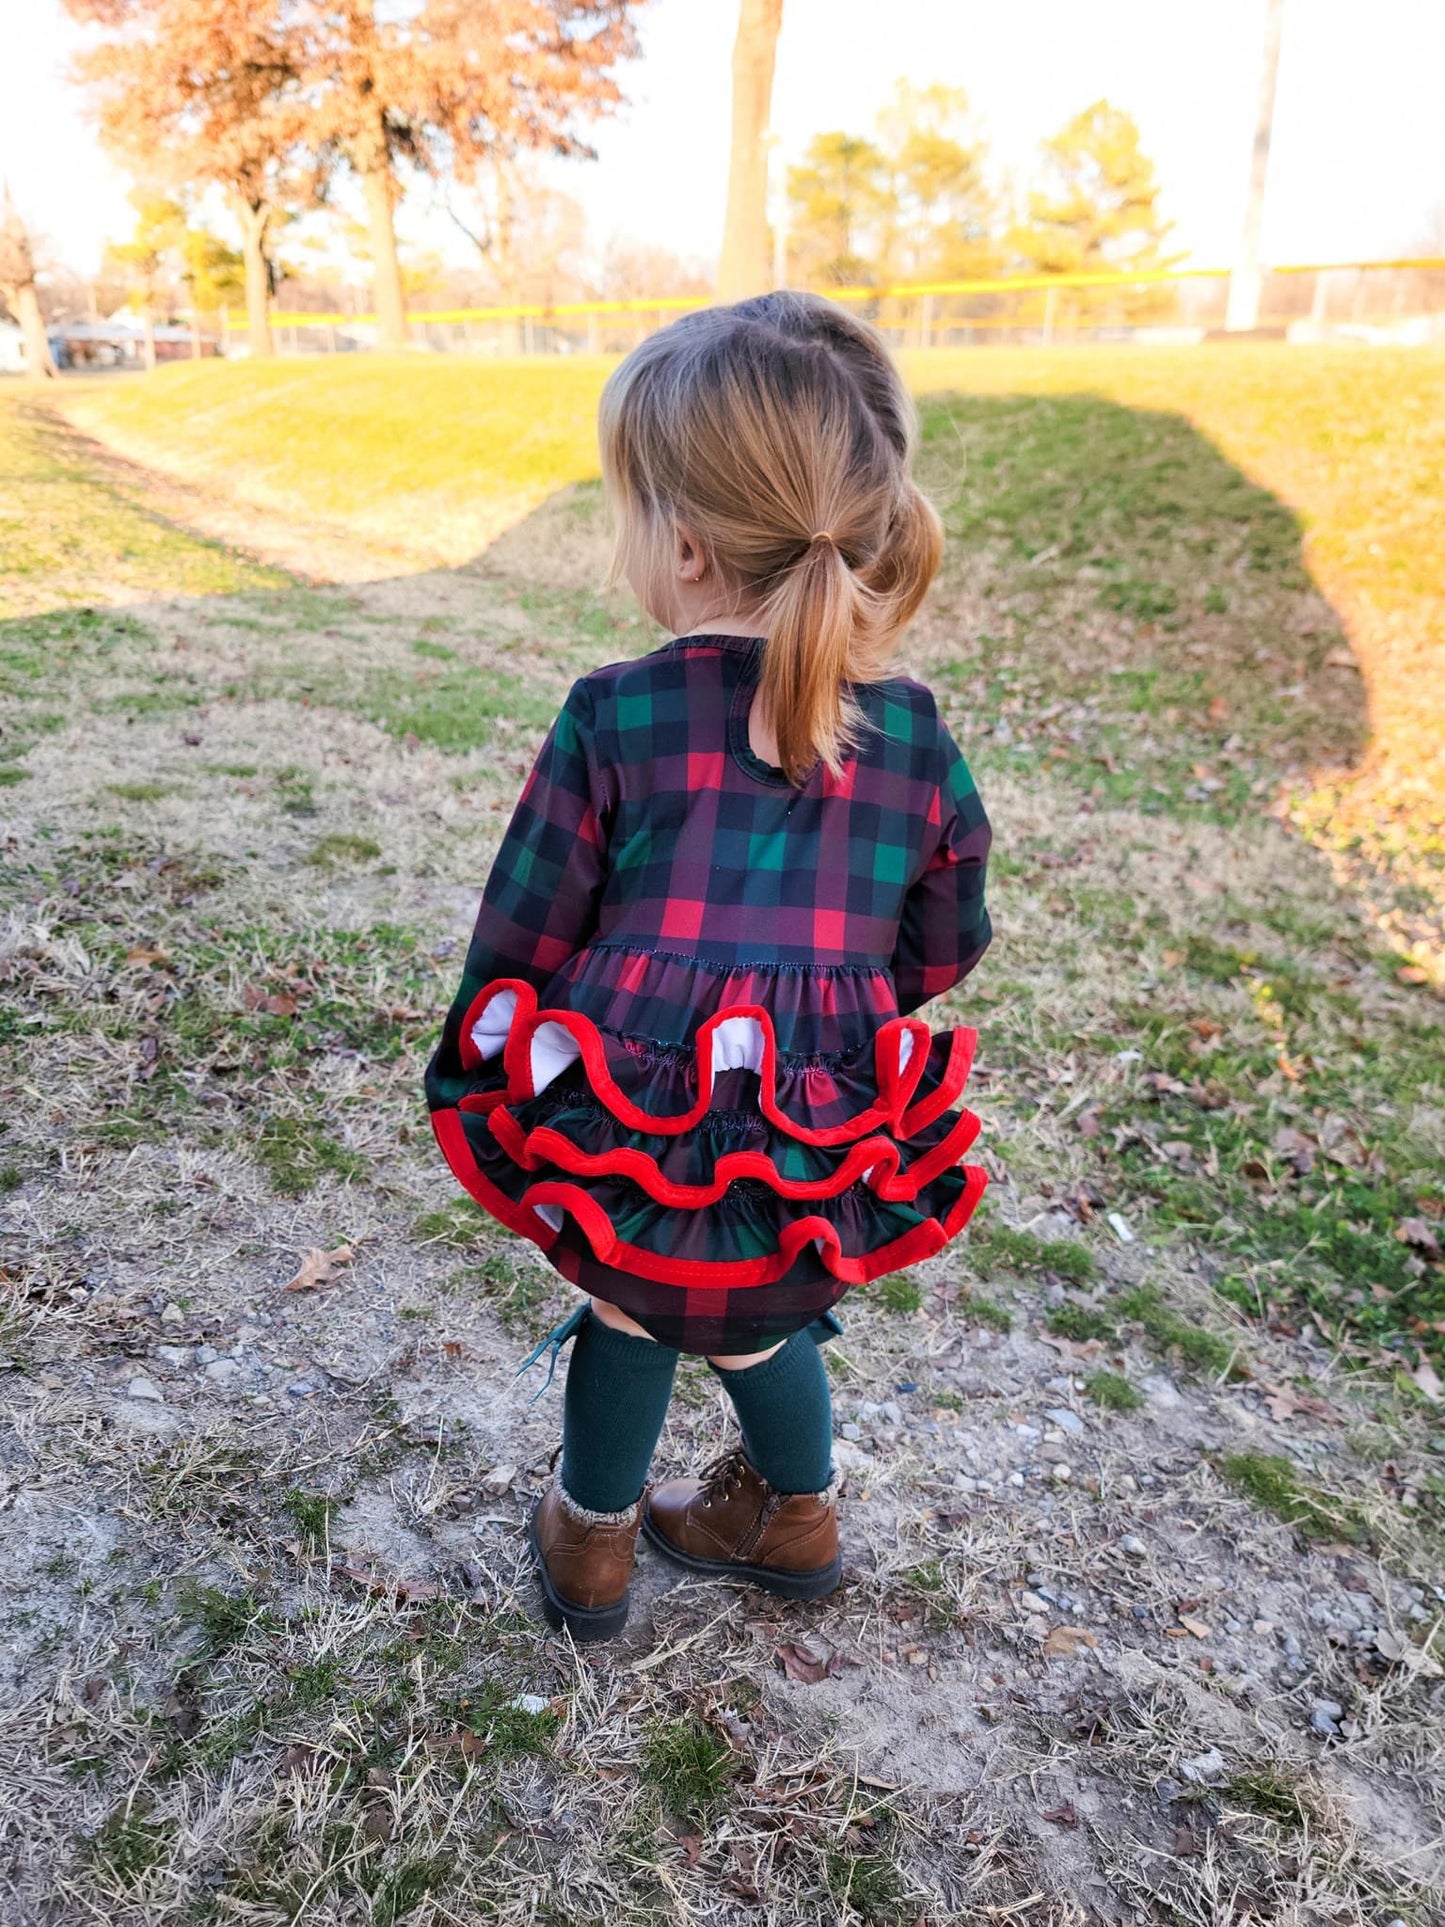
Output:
[{"xmin": 810, "ymin": 530, "xmax": 837, "ymax": 546}]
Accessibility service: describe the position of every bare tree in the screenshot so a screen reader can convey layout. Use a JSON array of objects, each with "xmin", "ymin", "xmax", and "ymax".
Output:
[
  {"xmin": 718, "ymin": 0, "xmax": 783, "ymax": 300},
  {"xmin": 0, "ymin": 188, "xmax": 57, "ymax": 379}
]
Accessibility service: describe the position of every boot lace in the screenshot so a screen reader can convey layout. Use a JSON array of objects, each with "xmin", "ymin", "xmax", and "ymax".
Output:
[{"xmin": 697, "ymin": 1448, "xmax": 751, "ymax": 1506}]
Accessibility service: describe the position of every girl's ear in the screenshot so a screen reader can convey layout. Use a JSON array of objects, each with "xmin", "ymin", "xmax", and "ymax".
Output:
[{"xmin": 675, "ymin": 522, "xmax": 707, "ymax": 583}]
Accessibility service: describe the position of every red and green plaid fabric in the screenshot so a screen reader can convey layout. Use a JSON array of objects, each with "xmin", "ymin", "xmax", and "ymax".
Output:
[{"xmin": 425, "ymin": 633, "xmax": 992, "ymax": 1353}]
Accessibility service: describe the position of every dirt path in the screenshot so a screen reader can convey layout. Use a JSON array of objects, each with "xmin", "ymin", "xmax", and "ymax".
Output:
[{"xmin": 1, "ymin": 393, "xmax": 1441, "ymax": 1926}]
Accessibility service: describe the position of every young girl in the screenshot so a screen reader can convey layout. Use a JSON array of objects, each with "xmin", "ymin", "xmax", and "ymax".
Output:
[{"xmin": 425, "ymin": 291, "xmax": 991, "ymax": 1641}]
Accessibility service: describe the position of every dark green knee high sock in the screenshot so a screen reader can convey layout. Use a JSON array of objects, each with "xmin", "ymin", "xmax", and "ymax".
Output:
[
  {"xmin": 561, "ymin": 1312, "xmax": 679, "ymax": 1513},
  {"xmin": 712, "ymin": 1330, "xmax": 834, "ymax": 1494}
]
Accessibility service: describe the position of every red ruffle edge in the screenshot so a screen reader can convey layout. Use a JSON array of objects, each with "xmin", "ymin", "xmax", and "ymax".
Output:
[
  {"xmin": 455, "ymin": 977, "xmax": 977, "ymax": 1145},
  {"xmin": 430, "ymin": 976, "xmax": 989, "ymax": 1292},
  {"xmin": 482, "ymin": 1105, "xmax": 981, "ymax": 1207},
  {"xmin": 433, "ymin": 1106, "xmax": 988, "ymax": 1288}
]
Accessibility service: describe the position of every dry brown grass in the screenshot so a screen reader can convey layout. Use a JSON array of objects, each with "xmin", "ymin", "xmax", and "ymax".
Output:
[{"xmin": 2, "ymin": 384, "xmax": 1442, "ymax": 1924}]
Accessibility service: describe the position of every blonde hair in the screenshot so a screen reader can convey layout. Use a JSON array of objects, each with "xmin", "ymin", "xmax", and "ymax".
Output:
[{"xmin": 599, "ymin": 291, "xmax": 942, "ymax": 785}]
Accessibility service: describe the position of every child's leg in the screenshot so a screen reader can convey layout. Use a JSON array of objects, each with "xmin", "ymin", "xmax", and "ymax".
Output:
[
  {"xmin": 559, "ymin": 1300, "xmax": 679, "ymax": 1512},
  {"xmin": 709, "ymin": 1330, "xmax": 834, "ymax": 1494}
]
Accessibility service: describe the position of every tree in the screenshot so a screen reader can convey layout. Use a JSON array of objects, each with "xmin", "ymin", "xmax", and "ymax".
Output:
[
  {"xmin": 876, "ymin": 82, "xmax": 995, "ymax": 281},
  {"xmin": 294, "ymin": 0, "xmax": 643, "ymax": 351},
  {"xmin": 1014, "ymin": 100, "xmax": 1174, "ymax": 280},
  {"xmin": 0, "ymin": 188, "xmax": 58, "ymax": 379},
  {"xmin": 105, "ymin": 190, "xmax": 187, "ymax": 366},
  {"xmin": 63, "ymin": 0, "xmax": 304, "ymax": 360},
  {"xmin": 786, "ymin": 132, "xmax": 893, "ymax": 287},
  {"xmin": 105, "ymin": 192, "xmax": 243, "ymax": 358},
  {"xmin": 786, "ymin": 85, "xmax": 995, "ymax": 290},
  {"xmin": 718, "ymin": 0, "xmax": 783, "ymax": 300}
]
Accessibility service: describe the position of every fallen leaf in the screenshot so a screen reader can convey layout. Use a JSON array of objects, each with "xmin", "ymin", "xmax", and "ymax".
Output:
[
  {"xmin": 125, "ymin": 944, "xmax": 169, "ymax": 966},
  {"xmin": 1042, "ymin": 1625, "xmax": 1098, "ymax": 1658},
  {"xmin": 1373, "ymin": 1629, "xmax": 1443, "ymax": 1677},
  {"xmin": 1396, "ymin": 964, "xmax": 1430, "ymax": 986},
  {"xmin": 1041, "ymin": 1334, "xmax": 1105, "ymax": 1363},
  {"xmin": 1262, "ymin": 1382, "xmax": 1342, "ymax": 1425},
  {"xmin": 242, "ymin": 984, "xmax": 300, "ymax": 1017},
  {"xmin": 1396, "ymin": 1218, "xmax": 1441, "ymax": 1260},
  {"xmin": 435, "ymin": 1726, "xmax": 488, "ymax": 1759},
  {"xmin": 776, "ymin": 1640, "xmax": 842, "ymax": 1683},
  {"xmin": 331, "ymin": 1560, "xmax": 438, "ymax": 1606},
  {"xmin": 1171, "ymin": 1826, "xmax": 1204, "ymax": 1858},
  {"xmin": 1411, "ymin": 1356, "xmax": 1443, "ymax": 1403},
  {"xmin": 1040, "ymin": 1802, "xmax": 1079, "ymax": 1828},
  {"xmin": 1177, "ymin": 1616, "xmax": 1212, "ymax": 1639},
  {"xmin": 1207, "ymin": 695, "xmax": 1229, "ymax": 724},
  {"xmin": 278, "ymin": 1743, "xmax": 324, "ymax": 1776},
  {"xmin": 283, "ymin": 1245, "xmax": 356, "ymax": 1293}
]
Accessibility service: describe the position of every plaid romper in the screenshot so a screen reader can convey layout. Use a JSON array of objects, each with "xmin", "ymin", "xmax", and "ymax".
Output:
[{"xmin": 425, "ymin": 633, "xmax": 992, "ymax": 1354}]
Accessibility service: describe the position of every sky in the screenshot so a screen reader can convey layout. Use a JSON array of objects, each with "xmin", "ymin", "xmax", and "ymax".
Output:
[{"xmin": 3, "ymin": 0, "xmax": 1443, "ymax": 283}]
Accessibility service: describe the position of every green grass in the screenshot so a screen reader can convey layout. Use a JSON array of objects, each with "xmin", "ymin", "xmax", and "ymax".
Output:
[
  {"xmin": 826, "ymin": 1844, "xmax": 905, "ymax": 1920},
  {"xmin": 1219, "ymin": 1451, "xmax": 1366, "ymax": 1545},
  {"xmin": 362, "ymin": 662, "xmax": 559, "ymax": 749},
  {"xmin": 58, "ymin": 356, "xmax": 616, "ymax": 568},
  {"xmin": 959, "ymin": 1287, "xmax": 1012, "ymax": 1332},
  {"xmin": 641, "ymin": 1718, "xmax": 734, "ymax": 1820},
  {"xmin": 253, "ymin": 1117, "xmax": 366, "ymax": 1195},
  {"xmin": 82, "ymin": 1804, "xmax": 174, "ymax": 1888},
  {"xmin": 1048, "ymin": 1303, "xmax": 1117, "ymax": 1343},
  {"xmin": 1226, "ymin": 1768, "xmax": 1309, "ymax": 1829},
  {"xmin": 1117, "ymin": 1285, "xmax": 1237, "ymax": 1377},
  {"xmin": 971, "ymin": 1223, "xmax": 1096, "ymax": 1282},
  {"xmin": 281, "ymin": 1488, "xmax": 338, "ymax": 1551},
  {"xmin": 876, "ymin": 1272, "xmax": 924, "ymax": 1314},
  {"xmin": 1084, "ymin": 1369, "xmax": 1143, "ymax": 1413},
  {"xmin": 307, "ymin": 832, "xmax": 382, "ymax": 866},
  {"xmin": 0, "ymin": 396, "xmax": 286, "ymax": 619}
]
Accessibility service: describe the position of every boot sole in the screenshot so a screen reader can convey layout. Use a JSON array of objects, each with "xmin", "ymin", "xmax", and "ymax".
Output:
[
  {"xmin": 641, "ymin": 1510, "xmax": 842, "ymax": 1601},
  {"xmin": 527, "ymin": 1505, "xmax": 630, "ymax": 1642}
]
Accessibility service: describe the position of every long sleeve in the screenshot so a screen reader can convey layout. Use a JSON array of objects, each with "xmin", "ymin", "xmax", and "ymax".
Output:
[
  {"xmin": 891, "ymin": 716, "xmax": 992, "ymax": 1017},
  {"xmin": 428, "ymin": 679, "xmax": 613, "ymax": 1102}
]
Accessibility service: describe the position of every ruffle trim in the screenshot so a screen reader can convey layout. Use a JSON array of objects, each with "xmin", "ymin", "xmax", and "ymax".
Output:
[
  {"xmin": 430, "ymin": 976, "xmax": 989, "ymax": 1292},
  {"xmin": 432, "ymin": 1107, "xmax": 987, "ymax": 1288},
  {"xmin": 454, "ymin": 977, "xmax": 976, "ymax": 1146}
]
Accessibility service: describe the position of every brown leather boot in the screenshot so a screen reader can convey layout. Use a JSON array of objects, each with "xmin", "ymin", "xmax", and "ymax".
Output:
[
  {"xmin": 528, "ymin": 1478, "xmax": 642, "ymax": 1642},
  {"xmin": 643, "ymin": 1449, "xmax": 841, "ymax": 1600}
]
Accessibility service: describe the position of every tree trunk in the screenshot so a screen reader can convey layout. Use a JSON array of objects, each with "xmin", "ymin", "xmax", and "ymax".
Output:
[
  {"xmin": 1226, "ymin": 0, "xmax": 1285, "ymax": 332},
  {"xmin": 363, "ymin": 163, "xmax": 408, "ymax": 350},
  {"xmin": 236, "ymin": 201, "xmax": 274, "ymax": 359},
  {"xmin": 718, "ymin": 0, "xmax": 784, "ymax": 301},
  {"xmin": 14, "ymin": 281, "xmax": 56, "ymax": 379}
]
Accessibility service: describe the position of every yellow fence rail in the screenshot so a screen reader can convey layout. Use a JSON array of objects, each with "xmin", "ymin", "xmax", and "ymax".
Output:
[{"xmin": 260, "ymin": 257, "xmax": 1445, "ymax": 331}]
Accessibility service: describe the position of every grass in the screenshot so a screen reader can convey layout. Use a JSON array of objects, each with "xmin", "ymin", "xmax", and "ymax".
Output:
[
  {"xmin": 58, "ymin": 356, "xmax": 614, "ymax": 568},
  {"xmin": 1048, "ymin": 1302, "xmax": 1117, "ymax": 1343},
  {"xmin": 971, "ymin": 1222, "xmax": 1096, "ymax": 1282},
  {"xmin": 1084, "ymin": 1369, "xmax": 1143, "ymax": 1413},
  {"xmin": 1219, "ymin": 1451, "xmax": 1367, "ymax": 1545},
  {"xmin": 876, "ymin": 1271, "xmax": 924, "ymax": 1313},
  {"xmin": 5, "ymin": 357, "xmax": 1445, "ymax": 1925},
  {"xmin": 641, "ymin": 1717, "xmax": 735, "ymax": 1819}
]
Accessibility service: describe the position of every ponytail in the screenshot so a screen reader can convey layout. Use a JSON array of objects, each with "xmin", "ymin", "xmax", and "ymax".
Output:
[
  {"xmin": 758, "ymin": 537, "xmax": 875, "ymax": 785},
  {"xmin": 865, "ymin": 482, "xmax": 943, "ymax": 633},
  {"xmin": 599, "ymin": 291, "xmax": 944, "ymax": 787}
]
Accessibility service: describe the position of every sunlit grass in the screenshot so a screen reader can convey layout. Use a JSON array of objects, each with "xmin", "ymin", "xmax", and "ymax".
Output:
[{"xmin": 57, "ymin": 354, "xmax": 614, "ymax": 569}]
